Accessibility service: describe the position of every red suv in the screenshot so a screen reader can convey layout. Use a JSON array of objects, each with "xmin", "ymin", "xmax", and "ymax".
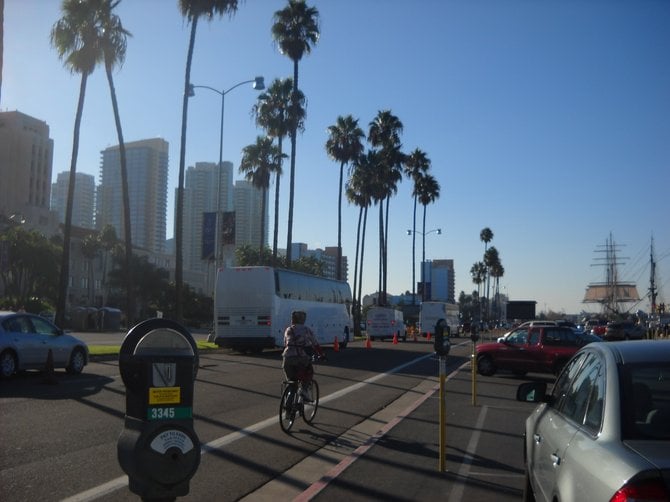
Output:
[{"xmin": 476, "ymin": 326, "xmax": 595, "ymax": 377}]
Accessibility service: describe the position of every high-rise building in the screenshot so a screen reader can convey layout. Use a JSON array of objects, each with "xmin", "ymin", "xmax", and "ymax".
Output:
[
  {"xmin": 97, "ymin": 138, "xmax": 168, "ymax": 254},
  {"xmin": 422, "ymin": 259, "xmax": 456, "ymax": 303},
  {"xmin": 182, "ymin": 161, "xmax": 234, "ymax": 291},
  {"xmin": 233, "ymin": 179, "xmax": 267, "ymax": 250},
  {"xmin": 0, "ymin": 111, "xmax": 57, "ymax": 231},
  {"xmin": 51, "ymin": 171, "xmax": 95, "ymax": 229}
]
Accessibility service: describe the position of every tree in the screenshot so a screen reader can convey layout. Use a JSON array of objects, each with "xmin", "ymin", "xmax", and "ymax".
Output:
[
  {"xmin": 176, "ymin": 0, "xmax": 240, "ymax": 323},
  {"xmin": 272, "ymin": 0, "xmax": 320, "ymax": 265},
  {"xmin": 251, "ymin": 78, "xmax": 304, "ymax": 259},
  {"xmin": 479, "ymin": 227, "xmax": 494, "ymax": 317},
  {"xmin": 80, "ymin": 233, "xmax": 101, "ymax": 305},
  {"xmin": 346, "ymin": 150, "xmax": 376, "ymax": 335},
  {"xmin": 325, "ymin": 115, "xmax": 364, "ymax": 280},
  {"xmin": 470, "ymin": 261, "xmax": 486, "ymax": 298},
  {"xmin": 51, "ymin": 0, "xmax": 104, "ymax": 327},
  {"xmin": 368, "ymin": 110, "xmax": 404, "ymax": 305},
  {"xmin": 97, "ymin": 0, "xmax": 134, "ymax": 325},
  {"xmin": 416, "ymin": 173, "xmax": 440, "ymax": 301},
  {"xmin": 404, "ymin": 149, "xmax": 431, "ymax": 304},
  {"xmin": 484, "ymin": 245, "xmax": 499, "ymax": 320},
  {"xmin": 239, "ymin": 136, "xmax": 284, "ymax": 254}
]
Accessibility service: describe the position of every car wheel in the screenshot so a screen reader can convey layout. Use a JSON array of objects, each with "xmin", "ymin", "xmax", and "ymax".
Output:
[
  {"xmin": 66, "ymin": 348, "xmax": 86, "ymax": 374},
  {"xmin": 522, "ymin": 466, "xmax": 536, "ymax": 502},
  {"xmin": 477, "ymin": 355, "xmax": 496, "ymax": 376},
  {"xmin": 0, "ymin": 350, "xmax": 17, "ymax": 378}
]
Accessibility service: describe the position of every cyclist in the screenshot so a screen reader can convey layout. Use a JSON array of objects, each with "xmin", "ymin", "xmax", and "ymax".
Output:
[{"xmin": 282, "ymin": 310, "xmax": 324, "ymax": 396}]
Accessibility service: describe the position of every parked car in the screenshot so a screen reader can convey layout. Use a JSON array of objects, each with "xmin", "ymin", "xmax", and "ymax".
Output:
[
  {"xmin": 0, "ymin": 311, "xmax": 89, "ymax": 378},
  {"xmin": 477, "ymin": 326, "xmax": 598, "ymax": 377},
  {"xmin": 583, "ymin": 318, "xmax": 608, "ymax": 336},
  {"xmin": 517, "ymin": 340, "xmax": 670, "ymax": 502},
  {"xmin": 604, "ymin": 320, "xmax": 647, "ymax": 341}
]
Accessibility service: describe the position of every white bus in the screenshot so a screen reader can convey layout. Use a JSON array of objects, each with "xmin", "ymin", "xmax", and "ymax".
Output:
[
  {"xmin": 214, "ymin": 266, "xmax": 353, "ymax": 352},
  {"xmin": 419, "ymin": 302, "xmax": 460, "ymax": 337}
]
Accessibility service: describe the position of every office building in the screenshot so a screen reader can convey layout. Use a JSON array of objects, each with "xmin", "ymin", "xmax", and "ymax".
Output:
[
  {"xmin": 422, "ymin": 259, "xmax": 456, "ymax": 303},
  {"xmin": 0, "ymin": 111, "xmax": 57, "ymax": 231},
  {"xmin": 97, "ymin": 138, "xmax": 168, "ymax": 254},
  {"xmin": 233, "ymin": 179, "xmax": 267, "ymax": 251},
  {"xmin": 51, "ymin": 171, "xmax": 95, "ymax": 229}
]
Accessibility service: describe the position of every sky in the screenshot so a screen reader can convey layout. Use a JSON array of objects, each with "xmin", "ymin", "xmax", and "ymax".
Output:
[{"xmin": 3, "ymin": 0, "xmax": 669, "ymax": 316}]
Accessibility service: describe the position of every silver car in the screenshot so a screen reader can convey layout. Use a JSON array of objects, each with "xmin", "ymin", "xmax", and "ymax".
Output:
[
  {"xmin": 517, "ymin": 340, "xmax": 670, "ymax": 501},
  {"xmin": 0, "ymin": 311, "xmax": 89, "ymax": 378}
]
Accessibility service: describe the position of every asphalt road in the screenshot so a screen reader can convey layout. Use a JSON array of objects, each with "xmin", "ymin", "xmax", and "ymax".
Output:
[{"xmin": 0, "ymin": 336, "xmax": 540, "ymax": 501}]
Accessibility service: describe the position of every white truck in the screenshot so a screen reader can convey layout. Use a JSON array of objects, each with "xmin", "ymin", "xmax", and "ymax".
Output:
[
  {"xmin": 366, "ymin": 307, "xmax": 406, "ymax": 342},
  {"xmin": 419, "ymin": 302, "xmax": 460, "ymax": 337}
]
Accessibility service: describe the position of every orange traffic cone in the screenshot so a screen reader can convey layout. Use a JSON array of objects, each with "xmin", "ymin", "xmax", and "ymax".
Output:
[
  {"xmin": 365, "ymin": 335, "xmax": 372, "ymax": 349},
  {"xmin": 333, "ymin": 337, "xmax": 340, "ymax": 352},
  {"xmin": 392, "ymin": 332, "xmax": 399, "ymax": 344},
  {"xmin": 42, "ymin": 349, "xmax": 57, "ymax": 385},
  {"xmin": 426, "ymin": 332, "xmax": 432, "ymax": 341}
]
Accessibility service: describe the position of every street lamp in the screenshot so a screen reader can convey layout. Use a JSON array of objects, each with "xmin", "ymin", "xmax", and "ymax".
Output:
[
  {"xmin": 188, "ymin": 76, "xmax": 265, "ymax": 271},
  {"xmin": 407, "ymin": 228, "xmax": 442, "ymax": 303}
]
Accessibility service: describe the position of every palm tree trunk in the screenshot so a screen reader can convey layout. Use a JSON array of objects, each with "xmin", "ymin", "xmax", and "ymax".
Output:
[
  {"xmin": 383, "ymin": 196, "xmax": 390, "ymax": 305},
  {"xmin": 377, "ymin": 202, "xmax": 383, "ymax": 303},
  {"xmin": 412, "ymin": 194, "xmax": 418, "ymax": 304},
  {"xmin": 352, "ymin": 205, "xmax": 363, "ymax": 336},
  {"xmin": 422, "ymin": 203, "xmax": 427, "ymax": 302},
  {"xmin": 105, "ymin": 65, "xmax": 134, "ymax": 326},
  {"xmin": 176, "ymin": 17, "xmax": 199, "ymax": 323},
  {"xmin": 272, "ymin": 137, "xmax": 283, "ymax": 261},
  {"xmin": 260, "ymin": 187, "xmax": 267, "ymax": 254},
  {"xmin": 358, "ymin": 206, "xmax": 368, "ymax": 317},
  {"xmin": 56, "ymin": 73, "xmax": 88, "ymax": 328},
  {"xmin": 336, "ymin": 161, "xmax": 344, "ymax": 281},
  {"xmin": 286, "ymin": 59, "xmax": 299, "ymax": 266}
]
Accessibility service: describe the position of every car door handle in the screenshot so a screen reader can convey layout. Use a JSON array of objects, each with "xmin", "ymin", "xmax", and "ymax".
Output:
[
  {"xmin": 551, "ymin": 453, "xmax": 561, "ymax": 466},
  {"xmin": 533, "ymin": 434, "xmax": 541, "ymax": 444}
]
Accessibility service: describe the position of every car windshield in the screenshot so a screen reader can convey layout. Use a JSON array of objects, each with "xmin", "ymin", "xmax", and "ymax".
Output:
[{"xmin": 621, "ymin": 363, "xmax": 670, "ymax": 441}]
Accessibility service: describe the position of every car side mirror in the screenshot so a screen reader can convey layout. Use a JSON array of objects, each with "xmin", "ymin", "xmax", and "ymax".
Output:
[{"xmin": 516, "ymin": 382, "xmax": 548, "ymax": 403}]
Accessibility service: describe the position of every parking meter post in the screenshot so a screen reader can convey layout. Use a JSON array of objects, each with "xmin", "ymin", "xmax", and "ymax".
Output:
[
  {"xmin": 438, "ymin": 355, "xmax": 446, "ymax": 472},
  {"xmin": 117, "ymin": 318, "xmax": 201, "ymax": 500}
]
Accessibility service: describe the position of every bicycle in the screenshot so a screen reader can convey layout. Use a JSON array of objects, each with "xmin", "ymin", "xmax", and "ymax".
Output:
[{"xmin": 279, "ymin": 357, "xmax": 322, "ymax": 433}]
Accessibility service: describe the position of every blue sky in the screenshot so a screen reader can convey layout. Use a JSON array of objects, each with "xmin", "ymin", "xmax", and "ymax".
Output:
[{"xmin": 4, "ymin": 0, "xmax": 669, "ymax": 315}]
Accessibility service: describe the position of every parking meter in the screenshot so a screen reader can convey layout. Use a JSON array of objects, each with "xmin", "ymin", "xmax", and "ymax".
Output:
[
  {"xmin": 434, "ymin": 319, "xmax": 451, "ymax": 356},
  {"xmin": 470, "ymin": 323, "xmax": 480, "ymax": 343},
  {"xmin": 117, "ymin": 318, "xmax": 200, "ymax": 500}
]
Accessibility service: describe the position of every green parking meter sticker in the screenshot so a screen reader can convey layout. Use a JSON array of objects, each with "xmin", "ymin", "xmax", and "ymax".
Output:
[{"xmin": 147, "ymin": 406, "xmax": 193, "ymax": 421}]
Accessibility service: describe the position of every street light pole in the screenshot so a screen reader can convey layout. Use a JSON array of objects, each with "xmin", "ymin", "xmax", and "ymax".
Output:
[
  {"xmin": 188, "ymin": 77, "xmax": 264, "ymax": 272},
  {"xmin": 407, "ymin": 228, "xmax": 441, "ymax": 303}
]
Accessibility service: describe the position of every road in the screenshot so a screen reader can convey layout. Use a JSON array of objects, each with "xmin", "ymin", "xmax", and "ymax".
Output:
[{"xmin": 0, "ymin": 336, "xmax": 539, "ymax": 501}]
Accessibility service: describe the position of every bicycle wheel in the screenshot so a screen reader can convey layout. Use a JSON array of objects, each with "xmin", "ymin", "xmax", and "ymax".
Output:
[
  {"xmin": 301, "ymin": 380, "xmax": 319, "ymax": 424},
  {"xmin": 279, "ymin": 383, "xmax": 297, "ymax": 433}
]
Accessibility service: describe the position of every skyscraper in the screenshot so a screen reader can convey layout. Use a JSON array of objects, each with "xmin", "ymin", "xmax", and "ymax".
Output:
[
  {"xmin": 51, "ymin": 172, "xmax": 95, "ymax": 229},
  {"xmin": 97, "ymin": 138, "xmax": 168, "ymax": 254},
  {"xmin": 0, "ymin": 111, "xmax": 55, "ymax": 230},
  {"xmin": 233, "ymin": 179, "xmax": 267, "ymax": 250}
]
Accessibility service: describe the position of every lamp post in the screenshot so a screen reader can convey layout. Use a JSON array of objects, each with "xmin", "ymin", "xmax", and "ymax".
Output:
[
  {"xmin": 407, "ymin": 228, "xmax": 441, "ymax": 303},
  {"xmin": 188, "ymin": 76, "xmax": 265, "ymax": 271}
]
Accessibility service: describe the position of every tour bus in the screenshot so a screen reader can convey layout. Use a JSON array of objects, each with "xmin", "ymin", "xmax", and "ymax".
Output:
[
  {"xmin": 366, "ymin": 307, "xmax": 406, "ymax": 342},
  {"xmin": 214, "ymin": 266, "xmax": 353, "ymax": 352},
  {"xmin": 419, "ymin": 301, "xmax": 460, "ymax": 337}
]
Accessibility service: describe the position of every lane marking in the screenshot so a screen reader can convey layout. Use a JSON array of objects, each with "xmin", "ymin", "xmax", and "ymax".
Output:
[{"xmin": 448, "ymin": 404, "xmax": 489, "ymax": 502}]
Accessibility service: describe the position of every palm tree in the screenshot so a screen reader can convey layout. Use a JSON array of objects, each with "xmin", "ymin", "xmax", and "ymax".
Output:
[
  {"xmin": 346, "ymin": 151, "xmax": 376, "ymax": 335},
  {"xmin": 325, "ymin": 115, "xmax": 364, "ymax": 281},
  {"xmin": 251, "ymin": 78, "xmax": 304, "ymax": 260},
  {"xmin": 404, "ymin": 148, "xmax": 431, "ymax": 304},
  {"xmin": 490, "ymin": 259, "xmax": 505, "ymax": 322},
  {"xmin": 80, "ymin": 234, "xmax": 101, "ymax": 306},
  {"xmin": 470, "ymin": 261, "xmax": 486, "ymax": 298},
  {"xmin": 484, "ymin": 245, "xmax": 500, "ymax": 320},
  {"xmin": 368, "ymin": 110, "xmax": 404, "ymax": 305},
  {"xmin": 416, "ymin": 173, "xmax": 440, "ymax": 302},
  {"xmin": 176, "ymin": 0, "xmax": 240, "ymax": 323},
  {"xmin": 51, "ymin": 0, "xmax": 103, "ymax": 327},
  {"xmin": 272, "ymin": 0, "xmax": 320, "ymax": 265},
  {"xmin": 239, "ymin": 136, "xmax": 284, "ymax": 254},
  {"xmin": 479, "ymin": 227, "xmax": 493, "ymax": 318},
  {"xmin": 97, "ymin": 0, "xmax": 134, "ymax": 325}
]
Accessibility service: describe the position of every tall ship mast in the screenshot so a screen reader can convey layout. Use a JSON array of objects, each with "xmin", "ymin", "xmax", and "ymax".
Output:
[{"xmin": 583, "ymin": 233, "xmax": 640, "ymax": 316}]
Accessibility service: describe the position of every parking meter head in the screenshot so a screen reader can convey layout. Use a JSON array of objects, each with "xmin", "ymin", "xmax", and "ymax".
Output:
[{"xmin": 434, "ymin": 319, "xmax": 450, "ymax": 356}]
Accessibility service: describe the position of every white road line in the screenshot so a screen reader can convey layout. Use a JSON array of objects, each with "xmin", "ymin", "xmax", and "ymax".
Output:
[
  {"xmin": 61, "ymin": 352, "xmax": 434, "ymax": 502},
  {"xmin": 448, "ymin": 405, "xmax": 489, "ymax": 502}
]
